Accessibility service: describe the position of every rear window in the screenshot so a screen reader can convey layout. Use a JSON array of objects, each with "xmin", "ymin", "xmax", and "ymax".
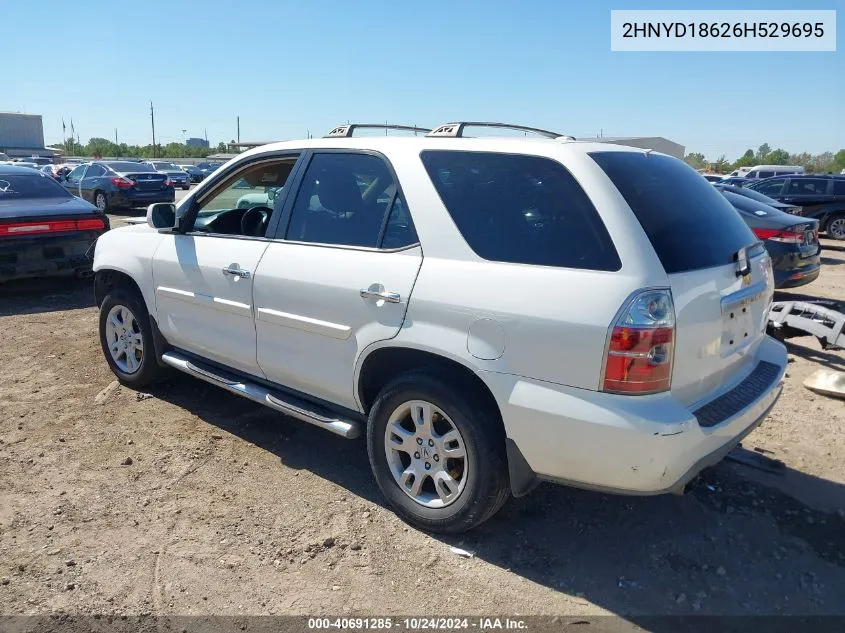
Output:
[
  {"xmin": 420, "ymin": 151, "xmax": 620, "ymax": 271},
  {"xmin": 834, "ymin": 180, "xmax": 845, "ymax": 196},
  {"xmin": 103, "ymin": 161, "xmax": 155, "ymax": 173},
  {"xmin": 590, "ymin": 152, "xmax": 756, "ymax": 274},
  {"xmin": 0, "ymin": 173, "xmax": 72, "ymax": 199}
]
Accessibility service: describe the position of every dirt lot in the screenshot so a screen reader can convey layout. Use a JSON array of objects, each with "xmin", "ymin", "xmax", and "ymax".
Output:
[{"xmin": 1, "ymin": 222, "xmax": 843, "ymax": 621}]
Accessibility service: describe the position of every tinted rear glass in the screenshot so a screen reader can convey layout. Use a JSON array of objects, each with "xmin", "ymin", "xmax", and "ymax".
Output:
[
  {"xmin": 0, "ymin": 173, "xmax": 72, "ymax": 199},
  {"xmin": 590, "ymin": 152, "xmax": 756, "ymax": 274},
  {"xmin": 420, "ymin": 151, "xmax": 620, "ymax": 271},
  {"xmin": 103, "ymin": 161, "xmax": 155, "ymax": 173},
  {"xmin": 834, "ymin": 180, "xmax": 845, "ymax": 196}
]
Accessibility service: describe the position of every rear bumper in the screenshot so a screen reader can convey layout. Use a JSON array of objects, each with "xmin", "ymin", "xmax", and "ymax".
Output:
[
  {"xmin": 481, "ymin": 335, "xmax": 787, "ymax": 495},
  {"xmin": 0, "ymin": 230, "xmax": 104, "ymax": 282},
  {"xmin": 771, "ymin": 251, "xmax": 820, "ymax": 289},
  {"xmin": 109, "ymin": 190, "xmax": 175, "ymax": 208}
]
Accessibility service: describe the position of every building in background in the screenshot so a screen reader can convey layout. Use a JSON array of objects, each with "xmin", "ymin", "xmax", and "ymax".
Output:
[
  {"xmin": 591, "ymin": 136, "xmax": 685, "ymax": 159},
  {"xmin": 185, "ymin": 137, "xmax": 210, "ymax": 149},
  {"xmin": 0, "ymin": 112, "xmax": 56, "ymax": 159}
]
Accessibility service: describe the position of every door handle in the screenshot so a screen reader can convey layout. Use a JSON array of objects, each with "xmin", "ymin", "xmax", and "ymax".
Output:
[
  {"xmin": 360, "ymin": 289, "xmax": 400, "ymax": 303},
  {"xmin": 222, "ymin": 266, "xmax": 251, "ymax": 279}
]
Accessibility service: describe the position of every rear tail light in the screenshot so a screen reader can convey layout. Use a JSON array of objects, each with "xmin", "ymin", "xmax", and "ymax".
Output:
[
  {"xmin": 0, "ymin": 218, "xmax": 105, "ymax": 236},
  {"xmin": 602, "ymin": 289, "xmax": 675, "ymax": 395},
  {"xmin": 163, "ymin": 178, "xmax": 174, "ymax": 188},
  {"xmin": 111, "ymin": 177, "xmax": 134, "ymax": 189},
  {"xmin": 752, "ymin": 227, "xmax": 806, "ymax": 245}
]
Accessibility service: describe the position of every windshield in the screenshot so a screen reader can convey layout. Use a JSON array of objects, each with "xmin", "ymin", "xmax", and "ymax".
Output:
[
  {"xmin": 721, "ymin": 185, "xmax": 782, "ymax": 206},
  {"xmin": 0, "ymin": 173, "xmax": 72, "ymax": 199},
  {"xmin": 104, "ymin": 161, "xmax": 155, "ymax": 173}
]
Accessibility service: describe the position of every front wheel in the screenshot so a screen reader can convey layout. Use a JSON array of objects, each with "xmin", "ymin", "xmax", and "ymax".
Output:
[
  {"xmin": 367, "ymin": 371, "xmax": 510, "ymax": 533},
  {"xmin": 826, "ymin": 214, "xmax": 845, "ymax": 241},
  {"xmin": 98, "ymin": 288, "xmax": 168, "ymax": 387}
]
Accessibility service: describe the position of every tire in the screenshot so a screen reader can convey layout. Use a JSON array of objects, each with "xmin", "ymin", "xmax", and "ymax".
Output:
[
  {"xmin": 366, "ymin": 370, "xmax": 510, "ymax": 533},
  {"xmin": 94, "ymin": 190, "xmax": 108, "ymax": 212},
  {"xmin": 826, "ymin": 214, "xmax": 845, "ymax": 241},
  {"xmin": 98, "ymin": 287, "xmax": 167, "ymax": 388}
]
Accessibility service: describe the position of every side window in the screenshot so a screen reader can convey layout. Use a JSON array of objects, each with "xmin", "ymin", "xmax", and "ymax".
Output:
[
  {"xmin": 788, "ymin": 179, "xmax": 828, "ymax": 195},
  {"xmin": 286, "ymin": 153, "xmax": 402, "ymax": 248},
  {"xmin": 190, "ymin": 158, "xmax": 298, "ymax": 237},
  {"xmin": 421, "ymin": 150, "xmax": 621, "ymax": 271},
  {"xmin": 381, "ymin": 195, "xmax": 418, "ymax": 249},
  {"xmin": 85, "ymin": 165, "xmax": 105, "ymax": 178},
  {"xmin": 67, "ymin": 165, "xmax": 86, "ymax": 181},
  {"xmin": 752, "ymin": 178, "xmax": 786, "ymax": 196},
  {"xmin": 833, "ymin": 180, "xmax": 845, "ymax": 196},
  {"xmin": 757, "ymin": 171, "xmax": 774, "ymax": 179}
]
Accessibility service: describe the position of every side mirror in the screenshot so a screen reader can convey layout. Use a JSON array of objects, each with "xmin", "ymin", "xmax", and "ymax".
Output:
[{"xmin": 146, "ymin": 203, "xmax": 179, "ymax": 230}]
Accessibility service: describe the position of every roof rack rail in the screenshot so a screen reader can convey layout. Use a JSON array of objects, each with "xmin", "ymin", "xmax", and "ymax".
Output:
[
  {"xmin": 324, "ymin": 124, "xmax": 432, "ymax": 138},
  {"xmin": 426, "ymin": 122, "xmax": 575, "ymax": 141}
]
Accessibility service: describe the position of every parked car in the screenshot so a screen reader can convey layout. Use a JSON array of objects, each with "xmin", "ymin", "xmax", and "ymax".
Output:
[
  {"xmin": 0, "ymin": 152, "xmax": 11, "ymax": 163},
  {"xmin": 62, "ymin": 161, "xmax": 175, "ymax": 212},
  {"xmin": 143, "ymin": 161, "xmax": 191, "ymax": 190},
  {"xmin": 92, "ymin": 124, "xmax": 786, "ymax": 532},
  {"xmin": 714, "ymin": 183, "xmax": 802, "ymax": 215},
  {"xmin": 746, "ymin": 175, "xmax": 845, "ymax": 240},
  {"xmin": 12, "ymin": 161, "xmax": 40, "ymax": 170},
  {"xmin": 701, "ymin": 174, "xmax": 723, "ymax": 182},
  {"xmin": 742, "ymin": 165, "xmax": 804, "ymax": 180},
  {"xmin": 720, "ymin": 190, "xmax": 819, "ymax": 288},
  {"xmin": 720, "ymin": 176, "xmax": 751, "ymax": 186},
  {"xmin": 195, "ymin": 162, "xmax": 223, "ymax": 177},
  {"xmin": 0, "ymin": 165, "xmax": 109, "ymax": 282},
  {"xmin": 179, "ymin": 164, "xmax": 206, "ymax": 183}
]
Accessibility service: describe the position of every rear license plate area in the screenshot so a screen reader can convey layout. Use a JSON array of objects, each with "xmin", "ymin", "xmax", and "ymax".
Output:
[{"xmin": 721, "ymin": 302, "xmax": 755, "ymax": 356}]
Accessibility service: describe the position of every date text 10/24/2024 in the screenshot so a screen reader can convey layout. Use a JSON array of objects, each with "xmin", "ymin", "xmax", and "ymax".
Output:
[{"xmin": 308, "ymin": 618, "xmax": 528, "ymax": 630}]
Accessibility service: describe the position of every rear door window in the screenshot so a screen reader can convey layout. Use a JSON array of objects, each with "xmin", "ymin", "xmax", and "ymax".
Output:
[
  {"xmin": 751, "ymin": 178, "xmax": 787, "ymax": 196},
  {"xmin": 420, "ymin": 150, "xmax": 620, "ymax": 270},
  {"xmin": 590, "ymin": 151, "xmax": 755, "ymax": 274},
  {"xmin": 787, "ymin": 179, "xmax": 829, "ymax": 195},
  {"xmin": 833, "ymin": 180, "xmax": 845, "ymax": 196}
]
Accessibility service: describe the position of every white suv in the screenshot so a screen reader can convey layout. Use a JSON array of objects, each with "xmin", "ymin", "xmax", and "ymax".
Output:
[{"xmin": 93, "ymin": 122, "xmax": 787, "ymax": 532}]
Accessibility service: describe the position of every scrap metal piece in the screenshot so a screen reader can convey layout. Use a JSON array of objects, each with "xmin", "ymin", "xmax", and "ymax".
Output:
[
  {"xmin": 767, "ymin": 300, "xmax": 845, "ymax": 350},
  {"xmin": 803, "ymin": 369, "xmax": 845, "ymax": 400}
]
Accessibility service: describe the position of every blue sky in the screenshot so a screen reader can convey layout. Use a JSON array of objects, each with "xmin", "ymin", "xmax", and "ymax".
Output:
[{"xmin": 4, "ymin": 0, "xmax": 842, "ymax": 160}]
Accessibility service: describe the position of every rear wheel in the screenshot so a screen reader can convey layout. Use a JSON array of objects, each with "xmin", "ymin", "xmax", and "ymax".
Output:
[
  {"xmin": 98, "ymin": 288, "xmax": 167, "ymax": 387},
  {"xmin": 367, "ymin": 371, "xmax": 510, "ymax": 533},
  {"xmin": 94, "ymin": 191, "xmax": 108, "ymax": 212},
  {"xmin": 827, "ymin": 214, "xmax": 845, "ymax": 240}
]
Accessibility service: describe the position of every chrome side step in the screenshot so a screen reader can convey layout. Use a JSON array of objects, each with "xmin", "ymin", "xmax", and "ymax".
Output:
[{"xmin": 161, "ymin": 351, "xmax": 362, "ymax": 439}]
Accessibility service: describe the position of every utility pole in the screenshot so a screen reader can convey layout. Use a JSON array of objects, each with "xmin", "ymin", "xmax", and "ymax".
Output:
[
  {"xmin": 114, "ymin": 128, "xmax": 118, "ymax": 145},
  {"xmin": 236, "ymin": 116, "xmax": 240, "ymax": 144},
  {"xmin": 150, "ymin": 101, "xmax": 156, "ymax": 158},
  {"xmin": 204, "ymin": 128, "xmax": 208, "ymax": 143}
]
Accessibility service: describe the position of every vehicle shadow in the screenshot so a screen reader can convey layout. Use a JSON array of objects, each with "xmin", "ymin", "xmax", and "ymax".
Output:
[
  {"xmin": 786, "ymin": 340, "xmax": 845, "ymax": 370},
  {"xmin": 0, "ymin": 276, "xmax": 95, "ymax": 316},
  {"xmin": 148, "ymin": 374, "xmax": 845, "ymax": 620},
  {"xmin": 819, "ymin": 242, "xmax": 845, "ymax": 253},
  {"xmin": 820, "ymin": 256, "xmax": 844, "ymax": 267}
]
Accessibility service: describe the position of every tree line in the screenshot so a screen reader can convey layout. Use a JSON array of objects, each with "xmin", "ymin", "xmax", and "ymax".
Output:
[
  {"xmin": 685, "ymin": 144, "xmax": 845, "ymax": 174},
  {"xmin": 56, "ymin": 137, "xmax": 230, "ymax": 159}
]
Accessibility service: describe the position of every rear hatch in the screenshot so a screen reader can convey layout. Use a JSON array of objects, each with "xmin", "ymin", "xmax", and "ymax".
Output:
[{"xmin": 591, "ymin": 152, "xmax": 774, "ymax": 407}]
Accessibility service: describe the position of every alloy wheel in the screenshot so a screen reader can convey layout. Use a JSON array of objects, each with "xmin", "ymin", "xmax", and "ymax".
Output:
[
  {"xmin": 384, "ymin": 400, "xmax": 468, "ymax": 508},
  {"xmin": 104, "ymin": 305, "xmax": 144, "ymax": 374},
  {"xmin": 828, "ymin": 217, "xmax": 845, "ymax": 240}
]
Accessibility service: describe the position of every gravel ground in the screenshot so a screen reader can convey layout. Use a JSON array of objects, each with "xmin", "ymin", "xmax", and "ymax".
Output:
[{"xmin": 0, "ymin": 229, "xmax": 843, "ymax": 621}]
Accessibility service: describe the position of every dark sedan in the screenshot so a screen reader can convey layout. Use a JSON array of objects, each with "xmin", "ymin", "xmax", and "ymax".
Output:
[
  {"xmin": 721, "ymin": 190, "xmax": 820, "ymax": 288},
  {"xmin": 0, "ymin": 165, "xmax": 109, "ymax": 282},
  {"xmin": 719, "ymin": 177, "xmax": 751, "ymax": 186},
  {"xmin": 195, "ymin": 162, "xmax": 224, "ymax": 177},
  {"xmin": 746, "ymin": 174, "xmax": 845, "ymax": 240},
  {"xmin": 145, "ymin": 161, "xmax": 191, "ymax": 190},
  {"xmin": 715, "ymin": 183, "xmax": 802, "ymax": 215},
  {"xmin": 62, "ymin": 161, "xmax": 175, "ymax": 212},
  {"xmin": 180, "ymin": 164, "xmax": 205, "ymax": 183}
]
